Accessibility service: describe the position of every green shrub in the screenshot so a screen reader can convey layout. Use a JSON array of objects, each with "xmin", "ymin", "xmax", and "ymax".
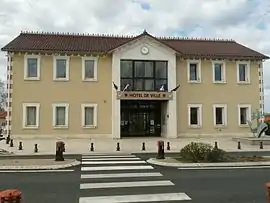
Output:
[
  {"xmin": 180, "ymin": 142, "xmax": 212, "ymax": 162},
  {"xmin": 207, "ymin": 148, "xmax": 226, "ymax": 162},
  {"xmin": 180, "ymin": 142, "xmax": 227, "ymax": 163}
]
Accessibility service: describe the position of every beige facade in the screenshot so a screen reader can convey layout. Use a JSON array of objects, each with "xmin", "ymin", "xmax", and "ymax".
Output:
[{"xmin": 2, "ymin": 32, "xmax": 267, "ymax": 139}]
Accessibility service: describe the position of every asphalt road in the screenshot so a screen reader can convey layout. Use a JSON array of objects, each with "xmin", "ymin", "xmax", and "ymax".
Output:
[{"xmin": 0, "ymin": 153, "xmax": 270, "ymax": 203}]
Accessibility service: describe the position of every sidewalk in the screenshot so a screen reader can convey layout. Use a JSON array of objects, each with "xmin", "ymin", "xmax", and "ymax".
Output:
[
  {"xmin": 0, "ymin": 158, "xmax": 80, "ymax": 170},
  {"xmin": 0, "ymin": 137, "xmax": 269, "ymax": 155}
]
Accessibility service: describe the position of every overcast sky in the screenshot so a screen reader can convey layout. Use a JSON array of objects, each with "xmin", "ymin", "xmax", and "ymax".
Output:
[{"xmin": 0, "ymin": 0, "xmax": 270, "ymax": 111}]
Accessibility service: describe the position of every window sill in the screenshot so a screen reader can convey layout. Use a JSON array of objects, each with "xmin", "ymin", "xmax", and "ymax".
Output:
[
  {"xmin": 214, "ymin": 125, "xmax": 227, "ymax": 129},
  {"xmin": 24, "ymin": 77, "xmax": 40, "ymax": 81},
  {"xmin": 188, "ymin": 125, "xmax": 202, "ymax": 129},
  {"xmin": 188, "ymin": 81, "xmax": 201, "ymax": 84},
  {"xmin": 23, "ymin": 126, "xmax": 39, "ymax": 129},
  {"xmin": 53, "ymin": 126, "xmax": 68, "ymax": 129},
  {"xmin": 82, "ymin": 125, "xmax": 97, "ymax": 129},
  {"xmin": 237, "ymin": 81, "xmax": 250, "ymax": 85},
  {"xmin": 239, "ymin": 124, "xmax": 249, "ymax": 128},
  {"xmin": 213, "ymin": 81, "xmax": 227, "ymax": 84},
  {"xmin": 53, "ymin": 78, "xmax": 69, "ymax": 81},
  {"xmin": 82, "ymin": 79, "xmax": 97, "ymax": 82}
]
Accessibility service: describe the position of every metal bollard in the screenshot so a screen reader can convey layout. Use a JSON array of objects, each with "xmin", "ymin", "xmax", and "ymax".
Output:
[
  {"xmin": 237, "ymin": 141, "xmax": 241, "ymax": 150},
  {"xmin": 9, "ymin": 139, "xmax": 13, "ymax": 147},
  {"xmin": 18, "ymin": 141, "xmax": 23, "ymax": 150},
  {"xmin": 90, "ymin": 143, "xmax": 94, "ymax": 152},
  {"xmin": 6, "ymin": 135, "xmax": 10, "ymax": 144},
  {"xmin": 116, "ymin": 142, "xmax": 120, "ymax": 151},
  {"xmin": 142, "ymin": 142, "xmax": 146, "ymax": 151},
  {"xmin": 167, "ymin": 142, "xmax": 170, "ymax": 151},
  {"xmin": 260, "ymin": 141, "xmax": 263, "ymax": 149},
  {"xmin": 214, "ymin": 141, "xmax": 218, "ymax": 149},
  {"xmin": 266, "ymin": 182, "xmax": 270, "ymax": 203},
  {"xmin": 34, "ymin": 144, "xmax": 38, "ymax": 153}
]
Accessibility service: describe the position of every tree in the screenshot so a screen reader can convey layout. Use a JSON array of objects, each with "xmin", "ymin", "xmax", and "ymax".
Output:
[{"xmin": 0, "ymin": 79, "xmax": 7, "ymax": 111}]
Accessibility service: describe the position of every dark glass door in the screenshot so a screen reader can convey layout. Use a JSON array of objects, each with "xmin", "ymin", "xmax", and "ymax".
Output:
[{"xmin": 120, "ymin": 100, "xmax": 162, "ymax": 137}]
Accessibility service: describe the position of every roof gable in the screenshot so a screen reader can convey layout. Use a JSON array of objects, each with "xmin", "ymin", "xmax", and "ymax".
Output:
[{"xmin": 1, "ymin": 30, "xmax": 269, "ymax": 60}]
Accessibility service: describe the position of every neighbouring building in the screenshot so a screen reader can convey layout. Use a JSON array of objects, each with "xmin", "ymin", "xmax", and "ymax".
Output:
[{"xmin": 1, "ymin": 30, "xmax": 269, "ymax": 139}]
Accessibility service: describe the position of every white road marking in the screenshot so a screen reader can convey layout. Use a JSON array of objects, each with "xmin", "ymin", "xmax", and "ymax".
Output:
[
  {"xmin": 80, "ymin": 180, "xmax": 174, "ymax": 189},
  {"xmin": 82, "ymin": 160, "xmax": 146, "ymax": 165},
  {"xmin": 0, "ymin": 169, "xmax": 74, "ymax": 173},
  {"xmin": 178, "ymin": 165, "xmax": 270, "ymax": 170},
  {"xmin": 81, "ymin": 172, "xmax": 163, "ymax": 179},
  {"xmin": 82, "ymin": 157, "xmax": 141, "ymax": 161},
  {"xmin": 81, "ymin": 165, "xmax": 153, "ymax": 171},
  {"xmin": 79, "ymin": 192, "xmax": 192, "ymax": 202},
  {"xmin": 82, "ymin": 155, "xmax": 135, "ymax": 159}
]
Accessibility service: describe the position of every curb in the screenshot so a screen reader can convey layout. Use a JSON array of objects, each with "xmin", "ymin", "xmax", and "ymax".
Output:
[
  {"xmin": 147, "ymin": 158, "xmax": 270, "ymax": 168},
  {"xmin": 0, "ymin": 160, "xmax": 81, "ymax": 170}
]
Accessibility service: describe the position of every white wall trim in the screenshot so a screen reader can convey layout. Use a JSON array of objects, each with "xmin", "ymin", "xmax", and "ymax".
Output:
[
  {"xmin": 22, "ymin": 103, "xmax": 40, "ymax": 129},
  {"xmin": 24, "ymin": 55, "xmax": 41, "ymax": 80},
  {"xmin": 212, "ymin": 104, "xmax": 227, "ymax": 127},
  {"xmin": 52, "ymin": 103, "xmax": 69, "ymax": 128},
  {"xmin": 237, "ymin": 104, "xmax": 251, "ymax": 126},
  {"xmin": 81, "ymin": 103, "xmax": 98, "ymax": 128},
  {"xmin": 53, "ymin": 56, "xmax": 70, "ymax": 81},
  {"xmin": 187, "ymin": 104, "xmax": 202, "ymax": 128},
  {"xmin": 236, "ymin": 61, "xmax": 250, "ymax": 84},
  {"xmin": 187, "ymin": 59, "xmax": 201, "ymax": 83},
  {"xmin": 212, "ymin": 60, "xmax": 226, "ymax": 83},
  {"xmin": 258, "ymin": 61, "xmax": 264, "ymax": 114},
  {"xmin": 81, "ymin": 56, "xmax": 98, "ymax": 81}
]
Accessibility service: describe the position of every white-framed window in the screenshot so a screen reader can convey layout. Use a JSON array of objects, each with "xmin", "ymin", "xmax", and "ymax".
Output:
[
  {"xmin": 22, "ymin": 103, "xmax": 40, "ymax": 129},
  {"xmin": 188, "ymin": 104, "xmax": 202, "ymax": 127},
  {"xmin": 24, "ymin": 55, "xmax": 41, "ymax": 80},
  {"xmin": 187, "ymin": 60, "xmax": 201, "ymax": 83},
  {"xmin": 212, "ymin": 61, "xmax": 226, "ymax": 83},
  {"xmin": 236, "ymin": 61, "xmax": 250, "ymax": 83},
  {"xmin": 82, "ymin": 57, "xmax": 98, "ymax": 81},
  {"xmin": 53, "ymin": 56, "xmax": 70, "ymax": 81},
  {"xmin": 237, "ymin": 104, "xmax": 251, "ymax": 126},
  {"xmin": 213, "ymin": 104, "xmax": 227, "ymax": 127},
  {"xmin": 81, "ymin": 104, "xmax": 98, "ymax": 128},
  {"xmin": 52, "ymin": 103, "xmax": 69, "ymax": 128}
]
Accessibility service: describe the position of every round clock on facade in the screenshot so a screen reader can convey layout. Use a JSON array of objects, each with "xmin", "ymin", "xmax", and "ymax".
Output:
[{"xmin": 141, "ymin": 46, "xmax": 149, "ymax": 55}]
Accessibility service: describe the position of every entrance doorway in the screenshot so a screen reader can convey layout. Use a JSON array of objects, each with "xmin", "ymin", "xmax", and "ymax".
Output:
[{"xmin": 120, "ymin": 100, "xmax": 162, "ymax": 137}]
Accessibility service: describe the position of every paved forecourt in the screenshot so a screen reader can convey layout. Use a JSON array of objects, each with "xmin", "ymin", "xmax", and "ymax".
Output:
[{"xmin": 79, "ymin": 153, "xmax": 191, "ymax": 202}]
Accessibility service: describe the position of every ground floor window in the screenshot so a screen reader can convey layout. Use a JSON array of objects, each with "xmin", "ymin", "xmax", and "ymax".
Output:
[
  {"xmin": 188, "ymin": 104, "xmax": 202, "ymax": 127},
  {"xmin": 22, "ymin": 103, "xmax": 40, "ymax": 128},
  {"xmin": 238, "ymin": 104, "xmax": 251, "ymax": 125},
  {"xmin": 213, "ymin": 104, "xmax": 227, "ymax": 126},
  {"xmin": 52, "ymin": 103, "xmax": 69, "ymax": 128},
  {"xmin": 81, "ymin": 104, "xmax": 97, "ymax": 128}
]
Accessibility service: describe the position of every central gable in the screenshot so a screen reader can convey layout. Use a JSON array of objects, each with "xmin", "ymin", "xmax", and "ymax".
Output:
[{"xmin": 112, "ymin": 33, "xmax": 177, "ymax": 60}]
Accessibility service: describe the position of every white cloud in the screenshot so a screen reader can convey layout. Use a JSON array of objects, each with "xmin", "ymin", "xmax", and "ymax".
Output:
[{"xmin": 0, "ymin": 0, "xmax": 270, "ymax": 110}]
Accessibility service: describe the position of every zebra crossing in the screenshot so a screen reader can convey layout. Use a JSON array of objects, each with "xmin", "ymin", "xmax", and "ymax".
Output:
[{"xmin": 79, "ymin": 154, "xmax": 192, "ymax": 202}]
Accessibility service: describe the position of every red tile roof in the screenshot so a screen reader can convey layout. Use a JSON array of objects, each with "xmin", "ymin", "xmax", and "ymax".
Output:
[{"xmin": 1, "ymin": 30, "xmax": 269, "ymax": 60}]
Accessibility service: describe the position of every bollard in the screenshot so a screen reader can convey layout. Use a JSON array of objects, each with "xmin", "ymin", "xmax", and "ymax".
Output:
[
  {"xmin": 116, "ymin": 142, "xmax": 120, "ymax": 151},
  {"xmin": 55, "ymin": 141, "xmax": 65, "ymax": 161},
  {"xmin": 156, "ymin": 140, "xmax": 165, "ymax": 159},
  {"xmin": 9, "ymin": 139, "xmax": 13, "ymax": 147},
  {"xmin": 18, "ymin": 142, "xmax": 23, "ymax": 150},
  {"xmin": 266, "ymin": 182, "xmax": 270, "ymax": 203},
  {"xmin": 260, "ymin": 141, "xmax": 264, "ymax": 149},
  {"xmin": 167, "ymin": 142, "xmax": 170, "ymax": 151},
  {"xmin": 5, "ymin": 135, "xmax": 10, "ymax": 144},
  {"xmin": 237, "ymin": 141, "xmax": 241, "ymax": 150},
  {"xmin": 34, "ymin": 144, "xmax": 38, "ymax": 153},
  {"xmin": 142, "ymin": 142, "xmax": 146, "ymax": 151},
  {"xmin": 0, "ymin": 189, "xmax": 22, "ymax": 203},
  {"xmin": 90, "ymin": 143, "xmax": 94, "ymax": 152},
  {"xmin": 214, "ymin": 141, "xmax": 218, "ymax": 149}
]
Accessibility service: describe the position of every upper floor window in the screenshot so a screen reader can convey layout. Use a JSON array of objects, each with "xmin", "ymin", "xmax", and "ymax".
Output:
[
  {"xmin": 53, "ymin": 56, "xmax": 69, "ymax": 81},
  {"xmin": 212, "ymin": 61, "xmax": 226, "ymax": 83},
  {"xmin": 24, "ymin": 55, "xmax": 41, "ymax": 80},
  {"xmin": 120, "ymin": 60, "xmax": 168, "ymax": 91},
  {"xmin": 237, "ymin": 61, "xmax": 250, "ymax": 83},
  {"xmin": 82, "ymin": 57, "xmax": 98, "ymax": 81},
  {"xmin": 187, "ymin": 60, "xmax": 201, "ymax": 83}
]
